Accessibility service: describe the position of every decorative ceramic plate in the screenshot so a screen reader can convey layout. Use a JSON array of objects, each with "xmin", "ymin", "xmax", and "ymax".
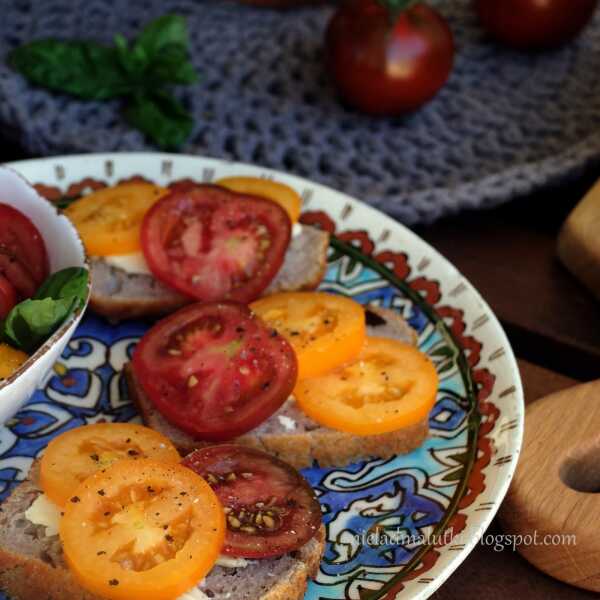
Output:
[{"xmin": 0, "ymin": 153, "xmax": 524, "ymax": 600}]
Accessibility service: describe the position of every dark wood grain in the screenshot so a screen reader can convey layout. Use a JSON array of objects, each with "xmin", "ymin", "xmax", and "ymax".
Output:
[
  {"xmin": 519, "ymin": 359, "xmax": 578, "ymax": 406},
  {"xmin": 415, "ymin": 176, "xmax": 600, "ymax": 381}
]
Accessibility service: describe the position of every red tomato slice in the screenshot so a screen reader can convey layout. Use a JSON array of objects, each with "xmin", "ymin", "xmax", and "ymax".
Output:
[
  {"xmin": 141, "ymin": 185, "xmax": 291, "ymax": 303},
  {"xmin": 0, "ymin": 204, "xmax": 49, "ymax": 295},
  {"xmin": 0, "ymin": 274, "xmax": 16, "ymax": 319},
  {"xmin": 132, "ymin": 302, "xmax": 298, "ymax": 441},
  {"xmin": 182, "ymin": 445, "xmax": 322, "ymax": 558},
  {"xmin": 0, "ymin": 251, "xmax": 37, "ymax": 299}
]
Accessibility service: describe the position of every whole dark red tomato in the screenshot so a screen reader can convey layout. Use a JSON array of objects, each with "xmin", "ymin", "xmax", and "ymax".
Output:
[
  {"xmin": 475, "ymin": 0, "xmax": 598, "ymax": 50},
  {"xmin": 325, "ymin": 0, "xmax": 455, "ymax": 115}
]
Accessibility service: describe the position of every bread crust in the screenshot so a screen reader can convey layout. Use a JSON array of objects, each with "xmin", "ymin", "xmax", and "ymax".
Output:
[
  {"xmin": 89, "ymin": 225, "xmax": 330, "ymax": 322},
  {"xmin": 0, "ymin": 549, "xmax": 101, "ymax": 600},
  {"xmin": 89, "ymin": 291, "xmax": 188, "ymax": 322},
  {"xmin": 126, "ymin": 364, "xmax": 429, "ymax": 470},
  {"xmin": 0, "ymin": 533, "xmax": 325, "ymax": 600},
  {"xmin": 261, "ymin": 526, "xmax": 325, "ymax": 600},
  {"xmin": 0, "ymin": 475, "xmax": 325, "ymax": 600}
]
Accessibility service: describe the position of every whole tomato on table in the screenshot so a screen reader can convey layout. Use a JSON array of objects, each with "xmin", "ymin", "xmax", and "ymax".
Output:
[
  {"xmin": 325, "ymin": 0, "xmax": 455, "ymax": 115},
  {"xmin": 475, "ymin": 0, "xmax": 598, "ymax": 50}
]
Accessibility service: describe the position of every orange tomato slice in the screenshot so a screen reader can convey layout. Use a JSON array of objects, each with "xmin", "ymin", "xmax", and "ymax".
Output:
[
  {"xmin": 0, "ymin": 344, "xmax": 28, "ymax": 379},
  {"xmin": 216, "ymin": 176, "xmax": 302, "ymax": 222},
  {"xmin": 251, "ymin": 292, "xmax": 366, "ymax": 379},
  {"xmin": 40, "ymin": 423, "xmax": 180, "ymax": 506},
  {"xmin": 294, "ymin": 336, "xmax": 438, "ymax": 435},
  {"xmin": 60, "ymin": 459, "xmax": 225, "ymax": 600},
  {"xmin": 64, "ymin": 183, "xmax": 168, "ymax": 255}
]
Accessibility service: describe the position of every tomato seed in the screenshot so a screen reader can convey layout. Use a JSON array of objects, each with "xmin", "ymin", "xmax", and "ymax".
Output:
[
  {"xmin": 262, "ymin": 515, "xmax": 276, "ymax": 529},
  {"xmin": 241, "ymin": 525, "xmax": 257, "ymax": 534},
  {"xmin": 228, "ymin": 515, "xmax": 241, "ymax": 529}
]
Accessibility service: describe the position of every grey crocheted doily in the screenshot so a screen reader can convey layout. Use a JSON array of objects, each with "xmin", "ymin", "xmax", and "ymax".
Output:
[{"xmin": 2, "ymin": 0, "xmax": 600, "ymax": 224}]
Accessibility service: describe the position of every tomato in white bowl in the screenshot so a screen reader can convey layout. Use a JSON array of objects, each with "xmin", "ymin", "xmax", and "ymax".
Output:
[{"xmin": 0, "ymin": 166, "xmax": 89, "ymax": 424}]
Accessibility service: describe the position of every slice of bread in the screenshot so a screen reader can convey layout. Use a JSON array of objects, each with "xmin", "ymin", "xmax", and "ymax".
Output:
[
  {"xmin": 89, "ymin": 225, "xmax": 330, "ymax": 321},
  {"xmin": 127, "ymin": 306, "xmax": 428, "ymax": 469},
  {"xmin": 0, "ymin": 465, "xmax": 325, "ymax": 600}
]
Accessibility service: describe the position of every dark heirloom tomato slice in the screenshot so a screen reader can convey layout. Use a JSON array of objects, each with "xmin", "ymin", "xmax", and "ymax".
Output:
[
  {"xmin": 182, "ymin": 445, "xmax": 322, "ymax": 558},
  {"xmin": 132, "ymin": 302, "xmax": 298, "ymax": 441},
  {"xmin": 141, "ymin": 185, "xmax": 291, "ymax": 303},
  {"xmin": 0, "ymin": 204, "xmax": 49, "ymax": 296}
]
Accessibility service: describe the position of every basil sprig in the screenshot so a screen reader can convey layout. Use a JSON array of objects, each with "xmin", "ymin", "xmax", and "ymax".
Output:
[
  {"xmin": 2, "ymin": 267, "xmax": 89, "ymax": 354},
  {"xmin": 8, "ymin": 15, "xmax": 197, "ymax": 149}
]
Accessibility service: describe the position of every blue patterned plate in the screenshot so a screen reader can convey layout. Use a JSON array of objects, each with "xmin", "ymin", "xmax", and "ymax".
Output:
[{"xmin": 0, "ymin": 153, "xmax": 523, "ymax": 600}]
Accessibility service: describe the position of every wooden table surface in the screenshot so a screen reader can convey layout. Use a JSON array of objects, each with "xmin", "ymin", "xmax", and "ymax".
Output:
[{"xmin": 2, "ymin": 143, "xmax": 598, "ymax": 598}]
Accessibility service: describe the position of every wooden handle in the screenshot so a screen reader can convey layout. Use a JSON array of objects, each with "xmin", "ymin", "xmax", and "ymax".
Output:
[
  {"xmin": 558, "ymin": 179, "xmax": 600, "ymax": 301},
  {"xmin": 499, "ymin": 380, "xmax": 600, "ymax": 591}
]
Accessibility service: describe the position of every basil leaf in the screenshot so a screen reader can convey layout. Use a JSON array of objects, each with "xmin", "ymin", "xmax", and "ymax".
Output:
[
  {"xmin": 134, "ymin": 16, "xmax": 196, "ymax": 86},
  {"xmin": 124, "ymin": 91, "xmax": 193, "ymax": 149},
  {"xmin": 114, "ymin": 34, "xmax": 149, "ymax": 80},
  {"xmin": 2, "ymin": 267, "xmax": 89, "ymax": 353},
  {"xmin": 7, "ymin": 15, "xmax": 198, "ymax": 147},
  {"xmin": 147, "ymin": 44, "xmax": 198, "ymax": 85},
  {"xmin": 134, "ymin": 15, "xmax": 189, "ymax": 59},
  {"xmin": 34, "ymin": 267, "xmax": 88, "ymax": 311},
  {"xmin": 3, "ymin": 297, "xmax": 76, "ymax": 353},
  {"xmin": 8, "ymin": 40, "xmax": 133, "ymax": 100}
]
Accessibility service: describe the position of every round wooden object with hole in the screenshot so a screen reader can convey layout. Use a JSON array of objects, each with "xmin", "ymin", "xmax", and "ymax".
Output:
[{"xmin": 499, "ymin": 380, "xmax": 600, "ymax": 591}]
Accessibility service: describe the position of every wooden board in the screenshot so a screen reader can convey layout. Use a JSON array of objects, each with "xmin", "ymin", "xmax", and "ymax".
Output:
[
  {"xmin": 558, "ymin": 178, "xmax": 600, "ymax": 302},
  {"xmin": 499, "ymin": 379, "xmax": 600, "ymax": 591}
]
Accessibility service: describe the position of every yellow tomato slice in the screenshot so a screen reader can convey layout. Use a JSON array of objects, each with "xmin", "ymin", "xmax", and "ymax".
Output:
[
  {"xmin": 294, "ymin": 336, "xmax": 438, "ymax": 435},
  {"xmin": 60, "ymin": 459, "xmax": 225, "ymax": 600},
  {"xmin": 216, "ymin": 176, "xmax": 302, "ymax": 222},
  {"xmin": 0, "ymin": 344, "xmax": 28, "ymax": 379},
  {"xmin": 64, "ymin": 183, "xmax": 167, "ymax": 255},
  {"xmin": 40, "ymin": 423, "xmax": 181, "ymax": 506},
  {"xmin": 251, "ymin": 292, "xmax": 366, "ymax": 379}
]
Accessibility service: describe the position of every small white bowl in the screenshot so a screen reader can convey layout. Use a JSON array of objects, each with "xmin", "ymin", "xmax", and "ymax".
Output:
[{"xmin": 0, "ymin": 166, "xmax": 89, "ymax": 423}]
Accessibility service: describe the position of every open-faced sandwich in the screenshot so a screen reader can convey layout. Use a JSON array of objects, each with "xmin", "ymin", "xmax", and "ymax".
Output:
[
  {"xmin": 125, "ymin": 293, "xmax": 438, "ymax": 468},
  {"xmin": 0, "ymin": 423, "xmax": 324, "ymax": 600},
  {"xmin": 64, "ymin": 178, "xmax": 330, "ymax": 321}
]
